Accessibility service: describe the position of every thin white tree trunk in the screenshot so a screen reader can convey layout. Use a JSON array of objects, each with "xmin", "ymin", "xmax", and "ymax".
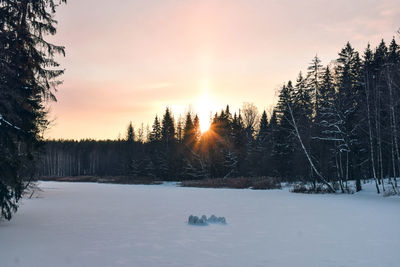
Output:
[
  {"xmin": 364, "ymin": 72, "xmax": 380, "ymax": 193},
  {"xmin": 386, "ymin": 66, "xmax": 398, "ymax": 193},
  {"xmin": 374, "ymin": 84, "xmax": 384, "ymax": 191},
  {"xmin": 390, "ymin": 135, "xmax": 398, "ymax": 193},
  {"xmin": 286, "ymin": 102, "xmax": 335, "ymax": 193},
  {"xmin": 386, "ymin": 67, "xmax": 399, "ymax": 189}
]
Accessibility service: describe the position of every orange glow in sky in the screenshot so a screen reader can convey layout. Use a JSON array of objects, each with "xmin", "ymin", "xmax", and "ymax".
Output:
[
  {"xmin": 46, "ymin": 0, "xmax": 400, "ymax": 140},
  {"xmin": 194, "ymin": 80, "xmax": 216, "ymax": 133}
]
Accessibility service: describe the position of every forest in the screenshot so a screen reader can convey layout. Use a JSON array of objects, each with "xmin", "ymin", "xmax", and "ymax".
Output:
[
  {"xmin": 38, "ymin": 38, "xmax": 400, "ymax": 194},
  {"xmin": 2, "ymin": 1, "xmax": 400, "ymax": 266}
]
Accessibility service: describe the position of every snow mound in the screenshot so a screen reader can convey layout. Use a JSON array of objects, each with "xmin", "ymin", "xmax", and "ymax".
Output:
[
  {"xmin": 207, "ymin": 214, "xmax": 226, "ymax": 224},
  {"xmin": 188, "ymin": 215, "xmax": 208, "ymax": 225},
  {"xmin": 188, "ymin": 214, "xmax": 226, "ymax": 225}
]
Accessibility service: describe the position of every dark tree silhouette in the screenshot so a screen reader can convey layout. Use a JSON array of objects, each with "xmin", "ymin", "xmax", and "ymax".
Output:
[
  {"xmin": 0, "ymin": 0, "xmax": 65, "ymax": 220},
  {"xmin": 36, "ymin": 38, "xmax": 400, "ymax": 195}
]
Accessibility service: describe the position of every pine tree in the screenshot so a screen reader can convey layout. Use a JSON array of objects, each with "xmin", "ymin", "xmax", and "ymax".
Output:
[
  {"xmin": 253, "ymin": 110, "xmax": 269, "ymax": 176},
  {"xmin": 321, "ymin": 42, "xmax": 363, "ymax": 191},
  {"xmin": 161, "ymin": 108, "xmax": 175, "ymax": 145},
  {"xmin": 126, "ymin": 122, "xmax": 135, "ymax": 142},
  {"xmin": 268, "ymin": 109, "xmax": 279, "ymax": 176},
  {"xmin": 137, "ymin": 123, "xmax": 145, "ymax": 143},
  {"xmin": 183, "ymin": 112, "xmax": 194, "ymax": 145},
  {"xmin": 274, "ymin": 82, "xmax": 296, "ymax": 180},
  {"xmin": 124, "ymin": 122, "xmax": 136, "ymax": 175},
  {"xmin": 318, "ymin": 66, "xmax": 338, "ymax": 184},
  {"xmin": 231, "ymin": 112, "xmax": 246, "ymax": 151},
  {"xmin": 293, "ymin": 72, "xmax": 313, "ymax": 181},
  {"xmin": 176, "ymin": 116, "xmax": 184, "ymax": 143},
  {"xmin": 257, "ymin": 111, "xmax": 269, "ymax": 142},
  {"xmin": 150, "ymin": 115, "xmax": 162, "ymax": 142},
  {"xmin": 193, "ymin": 115, "xmax": 201, "ymax": 142},
  {"xmin": 388, "ymin": 38, "xmax": 400, "ymax": 64},
  {"xmin": 145, "ymin": 124, "xmax": 151, "ymax": 142},
  {"xmin": 0, "ymin": 0, "xmax": 66, "ymax": 220},
  {"xmin": 142, "ymin": 156, "xmax": 156, "ymax": 178},
  {"xmin": 307, "ymin": 55, "xmax": 323, "ymax": 119},
  {"xmin": 223, "ymin": 151, "xmax": 239, "ymax": 178}
]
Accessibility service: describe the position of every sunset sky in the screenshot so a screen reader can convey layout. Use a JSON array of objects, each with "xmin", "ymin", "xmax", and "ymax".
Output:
[{"xmin": 47, "ymin": 0, "xmax": 400, "ymax": 140}]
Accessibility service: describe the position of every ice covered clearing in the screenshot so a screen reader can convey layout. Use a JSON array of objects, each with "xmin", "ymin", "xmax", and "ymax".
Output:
[{"xmin": 1, "ymin": 181, "xmax": 399, "ymax": 267}]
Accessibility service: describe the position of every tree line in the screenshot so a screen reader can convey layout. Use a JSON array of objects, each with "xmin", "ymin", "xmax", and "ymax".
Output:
[{"xmin": 38, "ymin": 37, "xmax": 400, "ymax": 194}]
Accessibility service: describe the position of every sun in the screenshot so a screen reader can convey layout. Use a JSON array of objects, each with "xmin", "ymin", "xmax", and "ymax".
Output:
[
  {"xmin": 199, "ymin": 112, "xmax": 211, "ymax": 133},
  {"xmin": 195, "ymin": 93, "xmax": 213, "ymax": 133},
  {"xmin": 193, "ymin": 79, "xmax": 219, "ymax": 133}
]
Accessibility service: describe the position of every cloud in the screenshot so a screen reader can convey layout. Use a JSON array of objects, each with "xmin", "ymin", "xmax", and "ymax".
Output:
[
  {"xmin": 320, "ymin": 1, "xmax": 400, "ymax": 41},
  {"xmin": 47, "ymin": 0, "xmax": 400, "ymax": 140}
]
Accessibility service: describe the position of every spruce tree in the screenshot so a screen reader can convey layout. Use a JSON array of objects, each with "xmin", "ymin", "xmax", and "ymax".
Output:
[
  {"xmin": 161, "ymin": 108, "xmax": 175, "ymax": 145},
  {"xmin": 274, "ymin": 82, "xmax": 296, "ymax": 180},
  {"xmin": 193, "ymin": 115, "xmax": 201, "ymax": 142},
  {"xmin": 0, "ymin": 0, "xmax": 66, "ymax": 220},
  {"xmin": 388, "ymin": 38, "xmax": 400, "ymax": 64},
  {"xmin": 325, "ymin": 42, "xmax": 363, "ymax": 190},
  {"xmin": 175, "ymin": 116, "xmax": 184, "ymax": 143},
  {"xmin": 318, "ymin": 66, "xmax": 338, "ymax": 184},
  {"xmin": 150, "ymin": 115, "xmax": 162, "ymax": 142},
  {"xmin": 307, "ymin": 55, "xmax": 323, "ymax": 119},
  {"xmin": 253, "ymin": 110, "xmax": 269, "ymax": 176},
  {"xmin": 183, "ymin": 112, "xmax": 194, "ymax": 145},
  {"xmin": 294, "ymin": 72, "xmax": 313, "ymax": 181},
  {"xmin": 124, "ymin": 122, "xmax": 135, "ymax": 175},
  {"xmin": 268, "ymin": 109, "xmax": 279, "ymax": 176},
  {"xmin": 257, "ymin": 111, "xmax": 269, "ymax": 142},
  {"xmin": 126, "ymin": 122, "xmax": 135, "ymax": 142}
]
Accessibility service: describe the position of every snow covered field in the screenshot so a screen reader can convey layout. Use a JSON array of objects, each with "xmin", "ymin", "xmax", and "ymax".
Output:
[{"xmin": 1, "ymin": 181, "xmax": 399, "ymax": 267}]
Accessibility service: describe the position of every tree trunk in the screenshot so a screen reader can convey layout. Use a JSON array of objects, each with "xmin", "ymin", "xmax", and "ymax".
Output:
[
  {"xmin": 286, "ymin": 101, "xmax": 335, "ymax": 193},
  {"xmin": 386, "ymin": 66, "xmax": 399, "ymax": 189},
  {"xmin": 364, "ymin": 72, "xmax": 380, "ymax": 193}
]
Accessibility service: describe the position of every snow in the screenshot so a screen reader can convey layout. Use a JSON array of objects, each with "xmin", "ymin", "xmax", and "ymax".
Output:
[{"xmin": 1, "ymin": 181, "xmax": 399, "ymax": 267}]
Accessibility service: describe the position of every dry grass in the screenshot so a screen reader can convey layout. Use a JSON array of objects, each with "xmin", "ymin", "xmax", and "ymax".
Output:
[
  {"xmin": 38, "ymin": 176, "xmax": 163, "ymax": 185},
  {"xmin": 291, "ymin": 183, "xmax": 334, "ymax": 194},
  {"xmin": 181, "ymin": 177, "xmax": 281, "ymax": 190}
]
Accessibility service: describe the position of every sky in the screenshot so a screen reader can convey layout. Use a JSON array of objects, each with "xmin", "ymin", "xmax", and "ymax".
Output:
[{"xmin": 46, "ymin": 0, "xmax": 400, "ymax": 140}]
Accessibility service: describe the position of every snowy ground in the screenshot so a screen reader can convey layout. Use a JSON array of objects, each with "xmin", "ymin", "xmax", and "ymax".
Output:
[{"xmin": 1, "ymin": 181, "xmax": 399, "ymax": 267}]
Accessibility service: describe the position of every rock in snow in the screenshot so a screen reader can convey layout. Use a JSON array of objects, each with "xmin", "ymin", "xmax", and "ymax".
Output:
[
  {"xmin": 207, "ymin": 214, "xmax": 226, "ymax": 224},
  {"xmin": 188, "ymin": 214, "xmax": 226, "ymax": 225},
  {"xmin": 188, "ymin": 215, "xmax": 207, "ymax": 225}
]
